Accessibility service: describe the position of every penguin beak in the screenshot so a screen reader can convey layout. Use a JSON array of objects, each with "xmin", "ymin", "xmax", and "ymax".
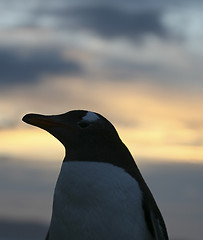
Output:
[{"xmin": 22, "ymin": 113, "xmax": 65, "ymax": 129}]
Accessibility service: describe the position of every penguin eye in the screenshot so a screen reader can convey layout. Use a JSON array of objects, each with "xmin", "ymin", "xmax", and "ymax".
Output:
[{"xmin": 78, "ymin": 121, "xmax": 90, "ymax": 128}]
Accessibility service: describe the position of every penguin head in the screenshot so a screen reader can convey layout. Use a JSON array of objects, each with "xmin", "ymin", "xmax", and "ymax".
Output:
[{"xmin": 22, "ymin": 110, "xmax": 121, "ymax": 157}]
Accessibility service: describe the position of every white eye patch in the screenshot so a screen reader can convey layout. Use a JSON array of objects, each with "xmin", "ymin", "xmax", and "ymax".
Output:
[{"xmin": 82, "ymin": 111, "xmax": 100, "ymax": 122}]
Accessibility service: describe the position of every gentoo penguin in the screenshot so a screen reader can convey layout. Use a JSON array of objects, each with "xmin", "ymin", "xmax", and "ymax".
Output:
[{"xmin": 22, "ymin": 110, "xmax": 168, "ymax": 240}]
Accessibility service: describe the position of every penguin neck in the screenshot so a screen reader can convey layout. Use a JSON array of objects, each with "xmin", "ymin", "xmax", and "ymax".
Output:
[
  {"xmin": 63, "ymin": 141, "xmax": 143, "ymax": 182},
  {"xmin": 63, "ymin": 141, "xmax": 153, "ymax": 204},
  {"xmin": 63, "ymin": 139, "xmax": 126, "ymax": 162}
]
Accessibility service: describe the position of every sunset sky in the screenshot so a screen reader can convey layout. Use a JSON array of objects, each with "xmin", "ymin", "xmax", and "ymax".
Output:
[{"xmin": 0, "ymin": 1, "xmax": 203, "ymax": 239}]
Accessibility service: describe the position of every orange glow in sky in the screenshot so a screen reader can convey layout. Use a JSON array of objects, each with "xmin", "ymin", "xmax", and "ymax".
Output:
[{"xmin": 1, "ymin": 81, "xmax": 202, "ymax": 164}]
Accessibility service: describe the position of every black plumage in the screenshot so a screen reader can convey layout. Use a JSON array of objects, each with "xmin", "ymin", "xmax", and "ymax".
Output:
[{"xmin": 23, "ymin": 110, "xmax": 168, "ymax": 240}]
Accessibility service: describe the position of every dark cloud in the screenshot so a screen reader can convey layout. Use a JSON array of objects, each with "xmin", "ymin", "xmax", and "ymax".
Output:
[
  {"xmin": 0, "ymin": 48, "xmax": 82, "ymax": 88},
  {"xmin": 56, "ymin": 6, "xmax": 167, "ymax": 39},
  {"xmin": 2, "ymin": 1, "xmax": 202, "ymax": 42}
]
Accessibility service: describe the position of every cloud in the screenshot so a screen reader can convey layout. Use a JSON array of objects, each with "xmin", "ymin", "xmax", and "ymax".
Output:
[
  {"xmin": 1, "ymin": 1, "xmax": 203, "ymax": 46},
  {"xmin": 0, "ymin": 47, "xmax": 83, "ymax": 88},
  {"xmin": 53, "ymin": 6, "xmax": 167, "ymax": 40}
]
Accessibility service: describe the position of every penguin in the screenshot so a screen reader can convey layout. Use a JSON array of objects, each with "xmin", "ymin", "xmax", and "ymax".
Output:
[{"xmin": 22, "ymin": 110, "xmax": 168, "ymax": 240}]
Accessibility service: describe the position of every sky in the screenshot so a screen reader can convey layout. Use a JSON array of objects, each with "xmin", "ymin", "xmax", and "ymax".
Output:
[{"xmin": 0, "ymin": 0, "xmax": 203, "ymax": 239}]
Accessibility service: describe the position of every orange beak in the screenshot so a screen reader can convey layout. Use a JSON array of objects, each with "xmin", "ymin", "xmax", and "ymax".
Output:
[{"xmin": 22, "ymin": 113, "xmax": 65, "ymax": 129}]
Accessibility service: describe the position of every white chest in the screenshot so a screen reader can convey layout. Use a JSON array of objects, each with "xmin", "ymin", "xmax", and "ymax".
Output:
[{"xmin": 49, "ymin": 161, "xmax": 153, "ymax": 240}]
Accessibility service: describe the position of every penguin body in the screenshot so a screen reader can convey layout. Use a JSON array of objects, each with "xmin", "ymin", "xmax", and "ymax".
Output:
[
  {"xmin": 22, "ymin": 110, "xmax": 168, "ymax": 240},
  {"xmin": 49, "ymin": 161, "xmax": 152, "ymax": 240}
]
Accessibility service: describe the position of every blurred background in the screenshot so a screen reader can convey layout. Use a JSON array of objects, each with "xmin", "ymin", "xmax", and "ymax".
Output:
[{"xmin": 0, "ymin": 0, "xmax": 203, "ymax": 239}]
